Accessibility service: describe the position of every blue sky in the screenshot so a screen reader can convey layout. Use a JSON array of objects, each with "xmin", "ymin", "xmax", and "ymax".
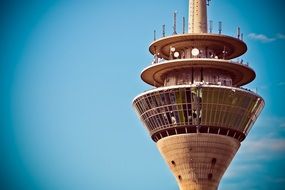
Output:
[{"xmin": 1, "ymin": 0, "xmax": 285, "ymax": 189}]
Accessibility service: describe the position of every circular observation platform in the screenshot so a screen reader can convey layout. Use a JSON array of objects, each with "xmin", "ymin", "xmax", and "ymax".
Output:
[
  {"xmin": 133, "ymin": 85, "xmax": 265, "ymax": 142},
  {"xmin": 149, "ymin": 33, "xmax": 247, "ymax": 60},
  {"xmin": 141, "ymin": 58, "xmax": 255, "ymax": 87}
]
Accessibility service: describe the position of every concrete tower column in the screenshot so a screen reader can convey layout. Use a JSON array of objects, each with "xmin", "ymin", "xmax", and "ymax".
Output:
[{"xmin": 188, "ymin": 0, "xmax": 208, "ymax": 33}]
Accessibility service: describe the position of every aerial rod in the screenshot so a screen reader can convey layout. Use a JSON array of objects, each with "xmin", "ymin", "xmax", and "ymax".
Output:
[
  {"xmin": 209, "ymin": 20, "xmax": 213, "ymax": 33},
  {"xmin": 183, "ymin": 17, "xmax": 186, "ymax": 34},
  {"xmin": 206, "ymin": 0, "xmax": 211, "ymax": 6},
  {"xmin": 162, "ymin": 24, "xmax": 166, "ymax": 37},
  {"xmin": 237, "ymin": 27, "xmax": 241, "ymax": 39},
  {"xmin": 218, "ymin": 21, "xmax": 222, "ymax": 34},
  {"xmin": 173, "ymin": 11, "xmax": 177, "ymax": 35}
]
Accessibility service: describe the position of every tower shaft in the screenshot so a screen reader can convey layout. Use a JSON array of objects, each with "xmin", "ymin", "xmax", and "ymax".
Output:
[
  {"xmin": 188, "ymin": 0, "xmax": 208, "ymax": 33},
  {"xmin": 157, "ymin": 134, "xmax": 240, "ymax": 190}
]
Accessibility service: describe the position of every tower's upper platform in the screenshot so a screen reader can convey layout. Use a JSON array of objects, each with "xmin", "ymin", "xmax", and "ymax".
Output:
[{"xmin": 149, "ymin": 33, "xmax": 247, "ymax": 60}]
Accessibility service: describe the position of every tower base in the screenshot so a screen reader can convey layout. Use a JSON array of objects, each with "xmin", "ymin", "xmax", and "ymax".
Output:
[{"xmin": 157, "ymin": 133, "xmax": 240, "ymax": 190}]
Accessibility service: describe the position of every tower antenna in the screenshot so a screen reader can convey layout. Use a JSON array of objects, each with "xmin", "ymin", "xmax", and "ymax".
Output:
[
  {"xmin": 162, "ymin": 24, "xmax": 166, "ymax": 37},
  {"xmin": 218, "ymin": 21, "xmax": 222, "ymax": 34},
  {"xmin": 173, "ymin": 11, "xmax": 177, "ymax": 35},
  {"xmin": 183, "ymin": 16, "xmax": 186, "ymax": 34},
  {"xmin": 237, "ymin": 27, "xmax": 241, "ymax": 39},
  {"xmin": 206, "ymin": 0, "xmax": 211, "ymax": 6},
  {"xmin": 209, "ymin": 20, "xmax": 213, "ymax": 33}
]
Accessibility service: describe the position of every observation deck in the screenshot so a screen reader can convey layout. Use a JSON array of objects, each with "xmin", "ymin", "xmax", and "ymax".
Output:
[{"xmin": 133, "ymin": 85, "xmax": 264, "ymax": 142}]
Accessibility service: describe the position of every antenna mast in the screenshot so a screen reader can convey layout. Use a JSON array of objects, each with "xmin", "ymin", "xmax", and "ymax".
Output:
[
  {"xmin": 173, "ymin": 11, "xmax": 177, "ymax": 35},
  {"xmin": 162, "ymin": 24, "xmax": 166, "ymax": 37},
  {"xmin": 218, "ymin": 21, "xmax": 222, "ymax": 34},
  {"xmin": 237, "ymin": 27, "xmax": 241, "ymax": 39},
  {"xmin": 183, "ymin": 17, "xmax": 186, "ymax": 34},
  {"xmin": 209, "ymin": 20, "xmax": 213, "ymax": 33},
  {"xmin": 206, "ymin": 0, "xmax": 211, "ymax": 6}
]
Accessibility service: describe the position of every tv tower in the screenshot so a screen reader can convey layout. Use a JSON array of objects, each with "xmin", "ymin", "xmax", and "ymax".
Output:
[{"xmin": 133, "ymin": 0, "xmax": 264, "ymax": 189}]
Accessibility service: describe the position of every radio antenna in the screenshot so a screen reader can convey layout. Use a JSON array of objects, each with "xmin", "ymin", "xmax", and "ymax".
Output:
[
  {"xmin": 209, "ymin": 20, "xmax": 213, "ymax": 33},
  {"xmin": 218, "ymin": 21, "xmax": 222, "ymax": 34},
  {"xmin": 173, "ymin": 11, "xmax": 177, "ymax": 35},
  {"xmin": 162, "ymin": 24, "xmax": 166, "ymax": 37},
  {"xmin": 183, "ymin": 17, "xmax": 186, "ymax": 34}
]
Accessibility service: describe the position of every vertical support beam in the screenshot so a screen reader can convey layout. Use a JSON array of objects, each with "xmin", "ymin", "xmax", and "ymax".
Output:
[{"xmin": 188, "ymin": 0, "xmax": 208, "ymax": 33}]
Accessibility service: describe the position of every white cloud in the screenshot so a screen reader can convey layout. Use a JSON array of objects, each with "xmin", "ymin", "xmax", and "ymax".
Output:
[
  {"xmin": 222, "ymin": 115, "xmax": 285, "ymax": 188},
  {"xmin": 242, "ymin": 138, "xmax": 285, "ymax": 153},
  {"xmin": 277, "ymin": 81, "xmax": 285, "ymax": 86},
  {"xmin": 277, "ymin": 33, "xmax": 285, "ymax": 40},
  {"xmin": 248, "ymin": 33, "xmax": 275, "ymax": 43},
  {"xmin": 254, "ymin": 115, "xmax": 285, "ymax": 129},
  {"xmin": 224, "ymin": 163, "xmax": 262, "ymax": 179},
  {"xmin": 222, "ymin": 136, "xmax": 285, "ymax": 189},
  {"xmin": 248, "ymin": 33, "xmax": 285, "ymax": 43}
]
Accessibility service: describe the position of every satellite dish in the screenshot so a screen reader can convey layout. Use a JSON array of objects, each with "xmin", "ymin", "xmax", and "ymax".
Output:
[
  {"xmin": 174, "ymin": 52, "xmax": 180, "ymax": 58},
  {"xmin": 191, "ymin": 48, "xmax": 199, "ymax": 56},
  {"xmin": 170, "ymin": 47, "xmax": 176, "ymax": 52}
]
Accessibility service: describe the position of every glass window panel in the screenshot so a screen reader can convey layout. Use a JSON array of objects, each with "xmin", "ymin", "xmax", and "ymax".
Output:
[
  {"xmin": 165, "ymin": 92, "xmax": 171, "ymax": 105},
  {"xmin": 186, "ymin": 89, "xmax": 192, "ymax": 103},
  {"xmin": 216, "ymin": 106, "xmax": 223, "ymax": 126},
  {"xmin": 147, "ymin": 96, "xmax": 155, "ymax": 108},
  {"xmin": 170, "ymin": 92, "xmax": 176, "ymax": 104},
  {"xmin": 174, "ymin": 111, "xmax": 180, "ymax": 124},
  {"xmin": 175, "ymin": 91, "xmax": 185, "ymax": 123},
  {"xmin": 150, "ymin": 116, "xmax": 157, "ymax": 130},
  {"xmin": 139, "ymin": 100, "xmax": 147, "ymax": 113},
  {"xmin": 220, "ymin": 106, "xmax": 228, "ymax": 126},
  {"xmin": 150, "ymin": 95, "xmax": 158, "ymax": 107},
  {"xmin": 160, "ymin": 93, "xmax": 166, "ymax": 106},
  {"xmin": 155, "ymin": 115, "xmax": 162, "ymax": 127},
  {"xmin": 155, "ymin": 94, "xmax": 162, "ymax": 107},
  {"xmin": 166, "ymin": 112, "xmax": 172, "ymax": 124},
  {"xmin": 143, "ymin": 97, "xmax": 151, "ymax": 110},
  {"xmin": 161, "ymin": 113, "xmax": 169, "ymax": 125}
]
